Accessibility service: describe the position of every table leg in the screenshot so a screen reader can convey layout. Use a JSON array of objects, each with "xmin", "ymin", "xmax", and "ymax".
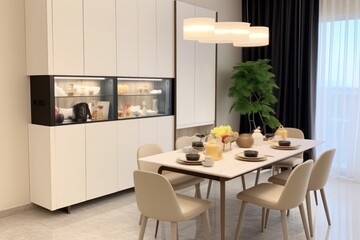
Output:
[{"xmin": 220, "ymin": 179, "xmax": 225, "ymax": 240}]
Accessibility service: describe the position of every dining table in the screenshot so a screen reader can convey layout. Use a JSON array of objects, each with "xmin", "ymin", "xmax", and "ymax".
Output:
[{"xmin": 138, "ymin": 138, "xmax": 324, "ymax": 240}]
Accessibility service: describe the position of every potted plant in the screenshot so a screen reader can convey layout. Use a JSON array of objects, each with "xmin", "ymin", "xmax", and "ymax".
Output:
[{"xmin": 228, "ymin": 59, "xmax": 280, "ymax": 133}]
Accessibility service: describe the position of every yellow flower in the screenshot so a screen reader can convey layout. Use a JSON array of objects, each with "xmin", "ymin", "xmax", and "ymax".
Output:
[{"xmin": 211, "ymin": 125, "xmax": 233, "ymax": 138}]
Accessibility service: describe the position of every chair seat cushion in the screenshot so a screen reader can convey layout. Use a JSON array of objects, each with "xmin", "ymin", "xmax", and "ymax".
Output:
[
  {"xmin": 176, "ymin": 194, "xmax": 212, "ymax": 220},
  {"xmin": 237, "ymin": 183, "xmax": 285, "ymax": 210},
  {"xmin": 268, "ymin": 169, "xmax": 292, "ymax": 185},
  {"xmin": 273, "ymin": 157, "xmax": 303, "ymax": 168},
  {"xmin": 163, "ymin": 171, "xmax": 203, "ymax": 190}
]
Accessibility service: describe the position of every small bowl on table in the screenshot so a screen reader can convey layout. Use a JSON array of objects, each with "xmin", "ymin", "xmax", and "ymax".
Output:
[
  {"xmin": 186, "ymin": 153, "xmax": 201, "ymax": 161},
  {"xmin": 278, "ymin": 140, "xmax": 291, "ymax": 146},
  {"xmin": 244, "ymin": 150, "xmax": 258, "ymax": 158}
]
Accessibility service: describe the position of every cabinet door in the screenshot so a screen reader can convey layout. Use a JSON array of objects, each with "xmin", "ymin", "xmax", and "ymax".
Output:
[
  {"xmin": 156, "ymin": 0, "xmax": 175, "ymax": 78},
  {"xmin": 118, "ymin": 119, "xmax": 139, "ymax": 190},
  {"xmin": 138, "ymin": 0, "xmax": 157, "ymax": 77},
  {"xmin": 86, "ymin": 122, "xmax": 118, "ymax": 200},
  {"xmin": 116, "ymin": 0, "xmax": 138, "ymax": 76},
  {"xmin": 138, "ymin": 118, "xmax": 157, "ymax": 146},
  {"xmin": 176, "ymin": 2, "xmax": 195, "ymax": 128},
  {"xmin": 194, "ymin": 7, "xmax": 216, "ymax": 126},
  {"xmin": 52, "ymin": 0, "xmax": 84, "ymax": 75},
  {"xmin": 84, "ymin": 0, "xmax": 117, "ymax": 76},
  {"xmin": 54, "ymin": 125, "xmax": 86, "ymax": 209},
  {"xmin": 157, "ymin": 116, "xmax": 174, "ymax": 151}
]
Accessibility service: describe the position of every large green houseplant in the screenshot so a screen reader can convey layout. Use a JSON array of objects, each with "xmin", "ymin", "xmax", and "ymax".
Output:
[{"xmin": 228, "ymin": 59, "xmax": 280, "ymax": 133}]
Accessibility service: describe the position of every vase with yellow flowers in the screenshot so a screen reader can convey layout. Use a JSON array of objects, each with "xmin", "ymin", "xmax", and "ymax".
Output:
[{"xmin": 210, "ymin": 125, "xmax": 239, "ymax": 152}]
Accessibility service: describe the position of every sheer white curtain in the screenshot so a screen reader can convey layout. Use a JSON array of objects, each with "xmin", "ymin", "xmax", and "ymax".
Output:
[{"xmin": 316, "ymin": 0, "xmax": 360, "ymax": 181}]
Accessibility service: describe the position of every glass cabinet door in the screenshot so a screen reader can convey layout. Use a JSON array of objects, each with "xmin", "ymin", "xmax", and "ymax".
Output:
[{"xmin": 117, "ymin": 77, "xmax": 173, "ymax": 119}]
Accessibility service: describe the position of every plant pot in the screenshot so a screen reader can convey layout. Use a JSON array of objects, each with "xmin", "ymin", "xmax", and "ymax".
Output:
[{"xmin": 236, "ymin": 133, "xmax": 254, "ymax": 148}]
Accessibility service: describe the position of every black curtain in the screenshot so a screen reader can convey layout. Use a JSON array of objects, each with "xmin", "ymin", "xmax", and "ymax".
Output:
[{"xmin": 240, "ymin": 0, "xmax": 319, "ymax": 140}]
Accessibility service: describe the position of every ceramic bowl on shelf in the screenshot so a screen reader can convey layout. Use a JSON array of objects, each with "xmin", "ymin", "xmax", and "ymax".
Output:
[{"xmin": 244, "ymin": 150, "xmax": 258, "ymax": 158}]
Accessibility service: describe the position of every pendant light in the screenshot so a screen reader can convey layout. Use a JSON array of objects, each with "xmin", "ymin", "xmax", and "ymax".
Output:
[
  {"xmin": 183, "ymin": 18, "xmax": 215, "ymax": 41},
  {"xmin": 233, "ymin": 26, "xmax": 269, "ymax": 47},
  {"xmin": 199, "ymin": 22, "xmax": 250, "ymax": 43}
]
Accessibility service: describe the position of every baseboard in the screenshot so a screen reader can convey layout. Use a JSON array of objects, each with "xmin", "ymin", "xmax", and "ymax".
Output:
[{"xmin": 0, "ymin": 203, "xmax": 36, "ymax": 219}]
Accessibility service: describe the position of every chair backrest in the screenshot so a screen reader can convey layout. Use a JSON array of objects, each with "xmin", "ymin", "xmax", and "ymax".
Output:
[
  {"xmin": 175, "ymin": 136, "xmax": 193, "ymax": 150},
  {"xmin": 308, "ymin": 148, "xmax": 336, "ymax": 191},
  {"xmin": 277, "ymin": 160, "xmax": 313, "ymax": 209},
  {"xmin": 133, "ymin": 170, "xmax": 183, "ymax": 221},
  {"xmin": 136, "ymin": 144, "xmax": 163, "ymax": 172},
  {"xmin": 285, "ymin": 127, "xmax": 305, "ymax": 159}
]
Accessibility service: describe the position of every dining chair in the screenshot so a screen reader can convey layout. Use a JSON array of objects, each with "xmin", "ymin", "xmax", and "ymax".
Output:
[
  {"xmin": 133, "ymin": 170, "xmax": 213, "ymax": 240},
  {"xmin": 137, "ymin": 143, "xmax": 204, "ymax": 237},
  {"xmin": 267, "ymin": 148, "xmax": 336, "ymax": 237},
  {"xmin": 175, "ymin": 136, "xmax": 215, "ymax": 198},
  {"xmin": 234, "ymin": 160, "xmax": 313, "ymax": 240}
]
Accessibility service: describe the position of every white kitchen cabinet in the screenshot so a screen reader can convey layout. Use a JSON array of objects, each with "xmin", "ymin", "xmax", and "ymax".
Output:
[
  {"xmin": 52, "ymin": 0, "xmax": 84, "ymax": 75},
  {"xmin": 156, "ymin": 0, "xmax": 175, "ymax": 77},
  {"xmin": 29, "ymin": 124, "xmax": 86, "ymax": 211},
  {"xmin": 84, "ymin": 0, "xmax": 117, "ymax": 76},
  {"xmin": 138, "ymin": 0, "xmax": 157, "ymax": 77},
  {"xmin": 117, "ymin": 119, "xmax": 139, "ymax": 190},
  {"xmin": 25, "ymin": 0, "xmax": 84, "ymax": 75},
  {"xmin": 116, "ymin": 0, "xmax": 139, "ymax": 77},
  {"xmin": 138, "ymin": 117, "xmax": 158, "ymax": 146},
  {"xmin": 176, "ymin": 2, "xmax": 216, "ymax": 129},
  {"xmin": 85, "ymin": 122, "xmax": 118, "ymax": 200},
  {"xmin": 157, "ymin": 116, "xmax": 175, "ymax": 151}
]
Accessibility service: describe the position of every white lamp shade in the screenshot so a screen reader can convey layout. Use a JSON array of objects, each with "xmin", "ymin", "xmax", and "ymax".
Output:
[
  {"xmin": 233, "ymin": 26, "xmax": 269, "ymax": 47},
  {"xmin": 183, "ymin": 18, "xmax": 215, "ymax": 40},
  {"xmin": 199, "ymin": 22, "xmax": 250, "ymax": 43}
]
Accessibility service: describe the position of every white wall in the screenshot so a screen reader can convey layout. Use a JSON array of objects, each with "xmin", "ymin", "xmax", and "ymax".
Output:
[
  {"xmin": 176, "ymin": 0, "xmax": 242, "ymax": 130},
  {"xmin": 0, "ymin": 0, "xmax": 30, "ymax": 211}
]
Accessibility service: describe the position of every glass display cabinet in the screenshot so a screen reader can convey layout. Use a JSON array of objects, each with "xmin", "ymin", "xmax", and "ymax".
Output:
[
  {"xmin": 117, "ymin": 77, "xmax": 173, "ymax": 119},
  {"xmin": 30, "ymin": 76, "xmax": 174, "ymax": 126},
  {"xmin": 30, "ymin": 76, "xmax": 117, "ymax": 126}
]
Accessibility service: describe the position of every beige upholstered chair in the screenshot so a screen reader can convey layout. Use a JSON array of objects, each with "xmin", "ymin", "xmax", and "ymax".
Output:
[
  {"xmin": 137, "ymin": 143, "xmax": 204, "ymax": 237},
  {"xmin": 133, "ymin": 170, "xmax": 213, "ymax": 240},
  {"xmin": 234, "ymin": 160, "xmax": 313, "ymax": 240},
  {"xmin": 271, "ymin": 127, "xmax": 305, "ymax": 174},
  {"xmin": 137, "ymin": 143, "xmax": 203, "ymax": 196},
  {"xmin": 268, "ymin": 148, "xmax": 336, "ymax": 237}
]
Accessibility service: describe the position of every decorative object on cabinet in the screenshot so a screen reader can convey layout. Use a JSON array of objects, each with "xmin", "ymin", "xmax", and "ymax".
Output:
[
  {"xmin": 30, "ymin": 76, "xmax": 117, "ymax": 126},
  {"xmin": 228, "ymin": 59, "xmax": 280, "ymax": 133}
]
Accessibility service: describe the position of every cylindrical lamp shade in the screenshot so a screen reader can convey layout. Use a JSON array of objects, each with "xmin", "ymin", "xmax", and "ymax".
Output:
[
  {"xmin": 183, "ymin": 18, "xmax": 215, "ymax": 40},
  {"xmin": 199, "ymin": 22, "xmax": 250, "ymax": 43},
  {"xmin": 234, "ymin": 26, "xmax": 269, "ymax": 47}
]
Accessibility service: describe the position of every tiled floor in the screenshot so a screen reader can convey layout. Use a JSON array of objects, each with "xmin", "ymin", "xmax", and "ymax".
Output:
[{"xmin": 1, "ymin": 170, "xmax": 359, "ymax": 240}]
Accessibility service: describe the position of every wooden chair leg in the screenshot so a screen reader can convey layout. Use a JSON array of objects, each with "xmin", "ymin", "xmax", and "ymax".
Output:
[
  {"xmin": 200, "ymin": 212, "xmax": 212, "ymax": 240},
  {"xmin": 234, "ymin": 201, "xmax": 247, "ymax": 240},
  {"xmin": 138, "ymin": 214, "xmax": 143, "ymax": 225},
  {"xmin": 305, "ymin": 191, "xmax": 313, "ymax": 237},
  {"xmin": 314, "ymin": 190, "xmax": 318, "ymax": 205},
  {"xmin": 170, "ymin": 222, "xmax": 178, "ymax": 240},
  {"xmin": 241, "ymin": 175, "xmax": 246, "ymax": 190},
  {"xmin": 255, "ymin": 169, "xmax": 261, "ymax": 186},
  {"xmin": 264, "ymin": 208, "xmax": 270, "ymax": 229},
  {"xmin": 261, "ymin": 208, "xmax": 266, "ymax": 232},
  {"xmin": 139, "ymin": 216, "xmax": 148, "ymax": 240},
  {"xmin": 280, "ymin": 210, "xmax": 289, "ymax": 240},
  {"xmin": 154, "ymin": 220, "xmax": 159, "ymax": 238},
  {"xmin": 195, "ymin": 183, "xmax": 202, "ymax": 198},
  {"xmin": 320, "ymin": 188, "xmax": 331, "ymax": 225},
  {"xmin": 299, "ymin": 203, "xmax": 311, "ymax": 240},
  {"xmin": 206, "ymin": 180, "xmax": 212, "ymax": 199}
]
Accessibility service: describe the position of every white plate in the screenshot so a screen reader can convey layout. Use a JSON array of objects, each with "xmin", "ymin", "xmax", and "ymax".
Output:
[
  {"xmin": 270, "ymin": 145, "xmax": 300, "ymax": 150},
  {"xmin": 235, "ymin": 153, "xmax": 267, "ymax": 162}
]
